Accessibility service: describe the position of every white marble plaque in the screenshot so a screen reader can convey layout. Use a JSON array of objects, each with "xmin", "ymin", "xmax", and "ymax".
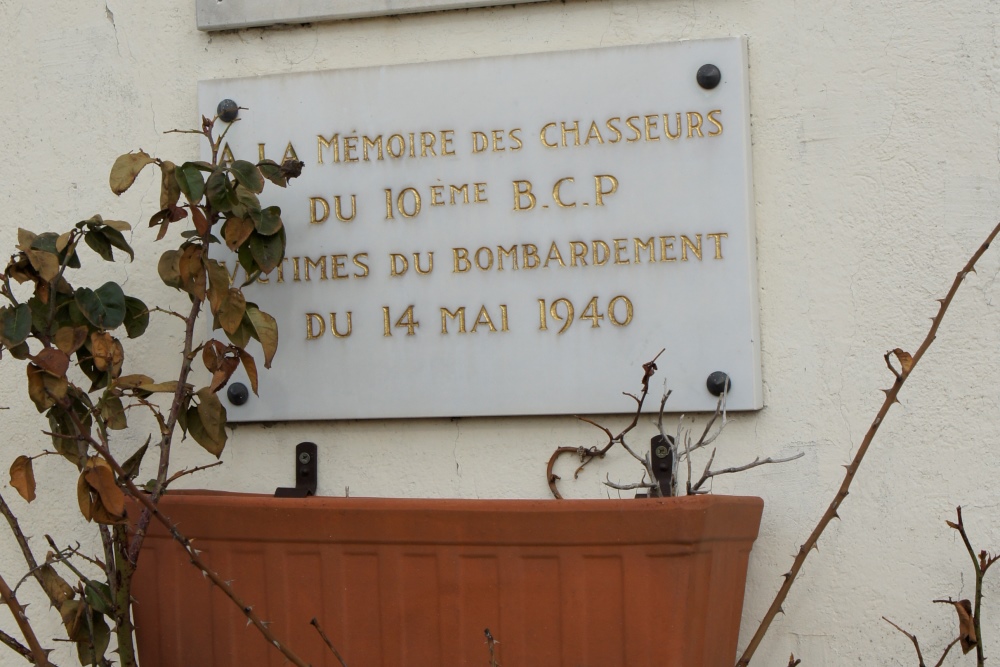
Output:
[
  {"xmin": 196, "ymin": 0, "xmax": 549, "ymax": 31},
  {"xmin": 199, "ymin": 38, "xmax": 762, "ymax": 422}
]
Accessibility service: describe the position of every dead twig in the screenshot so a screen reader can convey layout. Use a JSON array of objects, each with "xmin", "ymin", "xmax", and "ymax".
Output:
[
  {"xmin": 690, "ymin": 452, "xmax": 804, "ymax": 494},
  {"xmin": 310, "ymin": 617, "xmax": 348, "ymax": 667},
  {"xmin": 736, "ymin": 220, "xmax": 1000, "ymax": 666},
  {"xmin": 0, "ymin": 571, "xmax": 52, "ymax": 666},
  {"xmin": 165, "ymin": 461, "xmax": 224, "ymax": 486},
  {"xmin": 485, "ymin": 628, "xmax": 500, "ymax": 667}
]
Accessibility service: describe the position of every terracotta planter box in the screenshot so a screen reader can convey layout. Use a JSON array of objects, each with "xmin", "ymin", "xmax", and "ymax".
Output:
[{"xmin": 131, "ymin": 493, "xmax": 763, "ymax": 667}]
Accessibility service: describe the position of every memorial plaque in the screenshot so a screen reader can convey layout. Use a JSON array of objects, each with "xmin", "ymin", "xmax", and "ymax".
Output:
[
  {"xmin": 200, "ymin": 38, "xmax": 762, "ymax": 422},
  {"xmin": 196, "ymin": 0, "xmax": 549, "ymax": 31}
]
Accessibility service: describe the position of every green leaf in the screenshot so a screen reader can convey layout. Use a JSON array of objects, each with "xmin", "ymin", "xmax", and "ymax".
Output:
[
  {"xmin": 249, "ymin": 228, "xmax": 284, "ymax": 274},
  {"xmin": 120, "ymin": 438, "xmax": 149, "ymax": 481},
  {"xmin": 83, "ymin": 580, "xmax": 113, "ymax": 616},
  {"xmin": 256, "ymin": 159, "xmax": 287, "ymax": 187},
  {"xmin": 123, "ymin": 297, "xmax": 149, "ymax": 338},
  {"xmin": 84, "ymin": 230, "xmax": 114, "ymax": 262},
  {"xmin": 175, "ymin": 162, "xmax": 206, "ymax": 203},
  {"xmin": 99, "ymin": 226, "xmax": 134, "ymax": 261},
  {"xmin": 75, "ymin": 609, "xmax": 110, "ymax": 665},
  {"xmin": 0, "ymin": 304, "xmax": 31, "ymax": 348},
  {"xmin": 245, "ymin": 304, "xmax": 278, "ymax": 368},
  {"xmin": 75, "ymin": 282, "xmax": 126, "ymax": 330},
  {"xmin": 189, "ymin": 388, "xmax": 227, "ymax": 457},
  {"xmin": 223, "ymin": 314, "xmax": 252, "ymax": 348},
  {"xmin": 231, "ymin": 160, "xmax": 264, "ymax": 194},
  {"xmin": 157, "ymin": 250, "xmax": 182, "ymax": 289},
  {"xmin": 206, "ymin": 171, "xmax": 237, "ymax": 212},
  {"xmin": 235, "ymin": 188, "xmax": 262, "ymax": 222},
  {"xmin": 109, "ymin": 151, "xmax": 154, "ymax": 196},
  {"xmin": 255, "ymin": 206, "xmax": 282, "ymax": 236},
  {"xmin": 99, "ymin": 395, "xmax": 127, "ymax": 431}
]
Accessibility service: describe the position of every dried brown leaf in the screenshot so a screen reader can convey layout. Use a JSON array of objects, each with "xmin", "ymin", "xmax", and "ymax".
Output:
[
  {"xmin": 892, "ymin": 348, "xmax": 914, "ymax": 374},
  {"xmin": 9, "ymin": 455, "xmax": 35, "ymax": 502},
  {"xmin": 54, "ymin": 325, "xmax": 88, "ymax": 354},
  {"xmin": 34, "ymin": 347, "xmax": 69, "ymax": 378}
]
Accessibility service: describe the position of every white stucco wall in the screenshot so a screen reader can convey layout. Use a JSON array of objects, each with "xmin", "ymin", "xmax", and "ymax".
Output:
[{"xmin": 1, "ymin": 0, "xmax": 999, "ymax": 665}]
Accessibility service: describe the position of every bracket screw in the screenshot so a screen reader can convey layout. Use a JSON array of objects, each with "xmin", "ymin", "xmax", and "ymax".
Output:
[
  {"xmin": 217, "ymin": 99, "xmax": 239, "ymax": 123},
  {"xmin": 298, "ymin": 452, "xmax": 312, "ymax": 465},
  {"xmin": 696, "ymin": 64, "xmax": 722, "ymax": 90},
  {"xmin": 706, "ymin": 371, "xmax": 732, "ymax": 397},
  {"xmin": 227, "ymin": 382, "xmax": 249, "ymax": 406}
]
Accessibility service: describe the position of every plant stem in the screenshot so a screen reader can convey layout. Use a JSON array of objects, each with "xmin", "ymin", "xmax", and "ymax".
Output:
[
  {"xmin": 736, "ymin": 220, "xmax": 1000, "ymax": 666},
  {"xmin": 112, "ymin": 524, "xmax": 138, "ymax": 667},
  {"xmin": 0, "ymin": 571, "xmax": 51, "ymax": 667}
]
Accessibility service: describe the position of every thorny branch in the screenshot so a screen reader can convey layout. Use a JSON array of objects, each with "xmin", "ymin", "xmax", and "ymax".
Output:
[
  {"xmin": 736, "ymin": 220, "xmax": 1000, "ymax": 666},
  {"xmin": 0, "ymin": 571, "xmax": 51, "ymax": 667},
  {"xmin": 311, "ymin": 617, "xmax": 349, "ymax": 667}
]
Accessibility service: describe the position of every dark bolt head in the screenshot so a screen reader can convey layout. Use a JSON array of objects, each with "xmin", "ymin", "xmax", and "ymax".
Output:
[
  {"xmin": 217, "ymin": 99, "xmax": 239, "ymax": 123},
  {"xmin": 706, "ymin": 371, "xmax": 732, "ymax": 397},
  {"xmin": 227, "ymin": 382, "xmax": 249, "ymax": 406},
  {"xmin": 696, "ymin": 64, "xmax": 722, "ymax": 90},
  {"xmin": 298, "ymin": 452, "xmax": 312, "ymax": 465}
]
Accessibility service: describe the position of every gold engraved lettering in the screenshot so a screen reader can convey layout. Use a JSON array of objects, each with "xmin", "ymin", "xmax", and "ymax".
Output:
[
  {"xmin": 452, "ymin": 248, "xmax": 471, "ymax": 273},
  {"xmin": 608, "ymin": 295, "xmax": 633, "ymax": 327},
  {"xmin": 386, "ymin": 134, "xmax": 405, "ymax": 158},
  {"xmin": 310, "ymin": 197, "xmax": 330, "ymax": 224},
  {"xmin": 606, "ymin": 118, "xmax": 623, "ymax": 143},
  {"xmin": 474, "ymin": 182, "xmax": 487, "ymax": 203},
  {"xmin": 220, "ymin": 144, "xmax": 235, "ymax": 165},
  {"xmin": 663, "ymin": 113, "xmax": 681, "ymax": 140},
  {"xmin": 331, "ymin": 254, "xmax": 349, "ymax": 280},
  {"xmin": 318, "ymin": 135, "xmax": 339, "ymax": 164},
  {"xmin": 681, "ymin": 234, "xmax": 703, "ymax": 261},
  {"xmin": 330, "ymin": 312, "xmax": 352, "ymax": 338},
  {"xmin": 384, "ymin": 188, "xmax": 394, "ymax": 220},
  {"xmin": 413, "ymin": 252, "xmax": 434, "ymax": 275},
  {"xmin": 430, "ymin": 185, "xmax": 445, "ymax": 206},
  {"xmin": 305, "ymin": 256, "xmax": 328, "ymax": 281},
  {"xmin": 398, "ymin": 305, "xmax": 419, "ymax": 335},
  {"xmin": 491, "ymin": 130, "xmax": 505, "ymax": 152},
  {"xmin": 306, "ymin": 313, "xmax": 325, "ymax": 339},
  {"xmin": 538, "ymin": 299, "xmax": 548, "ymax": 330},
  {"xmin": 390, "ymin": 253, "xmax": 409, "ymax": 277},
  {"xmin": 257, "ymin": 273, "xmax": 269, "ymax": 284},
  {"xmin": 275, "ymin": 257, "xmax": 287, "ymax": 283},
  {"xmin": 471, "ymin": 306, "xmax": 497, "ymax": 333},
  {"xmin": 258, "ymin": 143, "xmax": 267, "ymax": 161},
  {"xmin": 382, "ymin": 307, "xmax": 391, "ymax": 337},
  {"xmin": 686, "ymin": 112, "xmax": 704, "ymax": 138},
  {"xmin": 441, "ymin": 130, "xmax": 456, "ymax": 155},
  {"xmin": 472, "ymin": 131, "xmax": 488, "ymax": 153},
  {"xmin": 634, "ymin": 237, "xmax": 655, "ymax": 263},
  {"xmin": 343, "ymin": 136, "xmax": 359, "ymax": 162},
  {"xmin": 553, "ymin": 177, "xmax": 576, "ymax": 208},
  {"xmin": 450, "ymin": 184, "xmax": 469, "ymax": 204},
  {"xmin": 570, "ymin": 241, "xmax": 588, "ymax": 267},
  {"xmin": 474, "ymin": 248, "xmax": 494, "ymax": 271},
  {"xmin": 659, "ymin": 236, "xmax": 677, "ymax": 262},
  {"xmin": 352, "ymin": 253, "xmax": 370, "ymax": 277},
  {"xmin": 585, "ymin": 121, "xmax": 604, "ymax": 145},
  {"xmin": 441, "ymin": 307, "xmax": 466, "ymax": 334},
  {"xmin": 398, "ymin": 188, "xmax": 421, "ymax": 218},
  {"xmin": 283, "ymin": 142, "xmax": 299, "ymax": 162},
  {"xmin": 523, "ymin": 244, "xmax": 540, "ymax": 269},
  {"xmin": 560, "ymin": 121, "xmax": 580, "ymax": 147},
  {"xmin": 334, "ymin": 195, "xmax": 356, "ymax": 222},
  {"xmin": 420, "ymin": 131, "xmax": 437, "ymax": 157},
  {"xmin": 594, "ymin": 175, "xmax": 618, "ymax": 206},
  {"xmin": 500, "ymin": 304, "xmax": 509, "ymax": 332},
  {"xmin": 512, "ymin": 180, "xmax": 536, "ymax": 211},
  {"xmin": 408, "ymin": 133, "xmax": 416, "ymax": 158},
  {"xmin": 362, "ymin": 135, "xmax": 383, "ymax": 161},
  {"xmin": 625, "ymin": 116, "xmax": 642, "ymax": 142},
  {"xmin": 592, "ymin": 240, "xmax": 610, "ymax": 266},
  {"xmin": 613, "ymin": 238, "xmax": 630, "ymax": 265},
  {"xmin": 498, "ymin": 245, "xmax": 518, "ymax": 271},
  {"xmin": 292, "ymin": 257, "xmax": 302, "ymax": 282},
  {"xmin": 220, "ymin": 261, "xmax": 239, "ymax": 285},
  {"xmin": 706, "ymin": 232, "xmax": 728, "ymax": 259},
  {"xmin": 540, "ymin": 123, "xmax": 558, "ymax": 148},
  {"xmin": 707, "ymin": 110, "xmax": 724, "ymax": 136},
  {"xmin": 644, "ymin": 115, "xmax": 660, "ymax": 141},
  {"xmin": 544, "ymin": 242, "xmax": 566, "ymax": 268},
  {"xmin": 509, "ymin": 129, "xmax": 523, "ymax": 151}
]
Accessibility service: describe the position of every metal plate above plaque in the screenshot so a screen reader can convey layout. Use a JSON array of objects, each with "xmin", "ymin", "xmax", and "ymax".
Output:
[
  {"xmin": 200, "ymin": 38, "xmax": 762, "ymax": 422},
  {"xmin": 196, "ymin": 0, "xmax": 550, "ymax": 31}
]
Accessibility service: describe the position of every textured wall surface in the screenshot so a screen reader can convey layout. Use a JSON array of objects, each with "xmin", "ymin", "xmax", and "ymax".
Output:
[{"xmin": 1, "ymin": 0, "xmax": 999, "ymax": 664}]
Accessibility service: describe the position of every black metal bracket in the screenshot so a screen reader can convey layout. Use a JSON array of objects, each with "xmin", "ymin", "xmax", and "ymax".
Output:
[
  {"xmin": 636, "ymin": 434, "xmax": 674, "ymax": 499},
  {"xmin": 274, "ymin": 442, "xmax": 317, "ymax": 497}
]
